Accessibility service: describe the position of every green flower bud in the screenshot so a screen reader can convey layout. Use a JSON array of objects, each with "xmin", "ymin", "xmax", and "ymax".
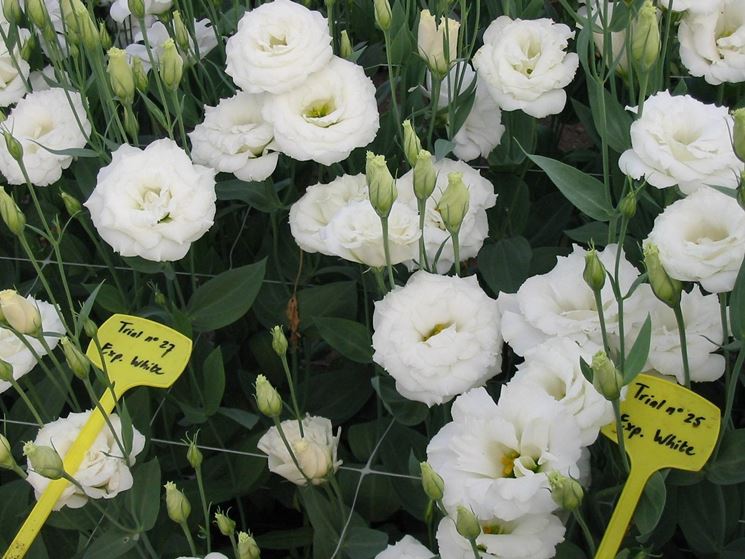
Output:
[
  {"xmin": 619, "ymin": 189, "xmax": 637, "ymax": 219},
  {"xmin": 271, "ymin": 325, "xmax": 288, "ymax": 357},
  {"xmin": 591, "ymin": 350, "xmax": 623, "ymax": 401},
  {"xmin": 25, "ymin": 0, "xmax": 49, "ymax": 29},
  {"xmin": 107, "ymin": 47, "xmax": 134, "ymax": 105},
  {"xmin": 0, "ymin": 290, "xmax": 41, "ymax": 335},
  {"xmin": 60, "ymin": 191, "xmax": 82, "ymax": 216},
  {"xmin": 643, "ymin": 242, "xmax": 682, "ymax": 308},
  {"xmin": 164, "ymin": 481, "xmax": 191, "ymax": 524},
  {"xmin": 132, "ymin": 56, "xmax": 149, "ymax": 92},
  {"xmin": 402, "ymin": 120, "xmax": 422, "ymax": 167},
  {"xmin": 339, "ymin": 30, "xmax": 353, "ymax": 60},
  {"xmin": 3, "ymin": 131, "xmax": 23, "ymax": 162},
  {"xmin": 186, "ymin": 435, "xmax": 203, "ymax": 469},
  {"xmin": 60, "ymin": 337, "xmax": 90, "ymax": 380},
  {"xmin": 214, "ymin": 509, "xmax": 236, "ymax": 537},
  {"xmin": 128, "ymin": 0, "xmax": 145, "ymax": 19},
  {"xmin": 0, "ymin": 187, "xmax": 26, "ymax": 236},
  {"xmin": 413, "ymin": 150, "xmax": 436, "ymax": 201},
  {"xmin": 255, "ymin": 374, "xmax": 282, "ymax": 418},
  {"xmin": 0, "ymin": 357, "xmax": 12, "ymax": 382},
  {"xmin": 99, "ymin": 21, "xmax": 113, "ymax": 51},
  {"xmin": 173, "ymin": 11, "xmax": 190, "ymax": 53},
  {"xmin": 733, "ymin": 108, "xmax": 745, "ymax": 164},
  {"xmin": 373, "ymin": 0, "xmax": 392, "ymax": 32},
  {"xmin": 455, "ymin": 506, "xmax": 481, "ymax": 541},
  {"xmin": 631, "ymin": 0, "xmax": 660, "ymax": 72},
  {"xmin": 0, "ymin": 433, "xmax": 16, "ymax": 470},
  {"xmin": 420, "ymin": 462, "xmax": 444, "ymax": 501},
  {"xmin": 366, "ymin": 151, "xmax": 397, "ymax": 218},
  {"xmin": 547, "ymin": 471, "xmax": 584, "ymax": 511},
  {"xmin": 237, "ymin": 531, "xmax": 261, "ymax": 559},
  {"xmin": 154, "ymin": 290, "xmax": 167, "ymax": 307},
  {"xmin": 20, "ymin": 35, "xmax": 35, "ymax": 62},
  {"xmin": 436, "ymin": 172, "xmax": 470, "ymax": 234},
  {"xmin": 62, "ymin": 0, "xmax": 98, "ymax": 51},
  {"xmin": 83, "ymin": 318, "xmax": 98, "ymax": 339},
  {"xmin": 23, "ymin": 442, "xmax": 64, "ymax": 480},
  {"xmin": 159, "ymin": 39, "xmax": 183, "ymax": 90},
  {"xmin": 583, "ymin": 249, "xmax": 606, "ymax": 292},
  {"xmin": 2, "ymin": 0, "xmax": 21, "ymax": 24},
  {"xmin": 123, "ymin": 104, "xmax": 139, "ymax": 140}
]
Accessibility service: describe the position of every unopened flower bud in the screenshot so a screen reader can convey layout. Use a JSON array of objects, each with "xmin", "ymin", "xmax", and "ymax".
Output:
[
  {"xmin": 583, "ymin": 249, "xmax": 606, "ymax": 292},
  {"xmin": 20, "ymin": 35, "xmax": 35, "ymax": 61},
  {"xmin": 237, "ymin": 531, "xmax": 260, "ymax": 559},
  {"xmin": 107, "ymin": 47, "xmax": 134, "ymax": 105},
  {"xmin": 159, "ymin": 39, "xmax": 183, "ymax": 90},
  {"xmin": 643, "ymin": 242, "xmax": 681, "ymax": 308},
  {"xmin": 455, "ymin": 506, "xmax": 481, "ymax": 541},
  {"xmin": 3, "ymin": 131, "xmax": 23, "ymax": 162},
  {"xmin": 0, "ymin": 433, "xmax": 16, "ymax": 470},
  {"xmin": 25, "ymin": 0, "xmax": 49, "ymax": 29},
  {"xmin": 2, "ymin": 0, "xmax": 21, "ymax": 24},
  {"xmin": 0, "ymin": 187, "xmax": 25, "ymax": 236},
  {"xmin": 123, "ymin": 104, "xmax": 139, "ymax": 140},
  {"xmin": 62, "ymin": 0, "xmax": 98, "ymax": 50},
  {"xmin": 0, "ymin": 290, "xmax": 41, "ymax": 335},
  {"xmin": 631, "ymin": 0, "xmax": 659, "ymax": 73},
  {"xmin": 417, "ymin": 9, "xmax": 460, "ymax": 77},
  {"xmin": 99, "ymin": 21, "xmax": 112, "ymax": 51},
  {"xmin": 436, "ymin": 172, "xmax": 469, "ymax": 234},
  {"xmin": 83, "ymin": 318, "xmax": 98, "ymax": 339},
  {"xmin": 420, "ymin": 462, "xmax": 444, "ymax": 501},
  {"xmin": 186, "ymin": 436, "xmax": 203, "ymax": 469},
  {"xmin": 255, "ymin": 374, "xmax": 282, "ymax": 418},
  {"xmin": 547, "ymin": 471, "xmax": 584, "ymax": 511},
  {"xmin": 23, "ymin": 442, "xmax": 64, "ymax": 480},
  {"xmin": 132, "ymin": 56, "xmax": 148, "ymax": 92},
  {"xmin": 293, "ymin": 438, "xmax": 332, "ymax": 481},
  {"xmin": 60, "ymin": 191, "xmax": 82, "ymax": 216},
  {"xmin": 61, "ymin": 337, "xmax": 90, "ymax": 380},
  {"xmin": 591, "ymin": 350, "xmax": 623, "ymax": 401},
  {"xmin": 413, "ymin": 150, "xmax": 436, "ymax": 201},
  {"xmin": 173, "ymin": 11, "xmax": 190, "ymax": 53},
  {"xmin": 128, "ymin": 0, "xmax": 144, "ymax": 19},
  {"xmin": 0, "ymin": 357, "xmax": 12, "ymax": 382},
  {"xmin": 619, "ymin": 189, "xmax": 637, "ymax": 219},
  {"xmin": 271, "ymin": 325, "xmax": 288, "ymax": 357},
  {"xmin": 373, "ymin": 0, "xmax": 392, "ymax": 32},
  {"xmin": 164, "ymin": 481, "xmax": 191, "ymax": 524},
  {"xmin": 366, "ymin": 151, "xmax": 397, "ymax": 218},
  {"xmin": 214, "ymin": 510, "xmax": 236, "ymax": 536},
  {"xmin": 402, "ymin": 120, "xmax": 422, "ymax": 167},
  {"xmin": 733, "ymin": 108, "xmax": 745, "ymax": 164},
  {"xmin": 340, "ymin": 30, "xmax": 353, "ymax": 60}
]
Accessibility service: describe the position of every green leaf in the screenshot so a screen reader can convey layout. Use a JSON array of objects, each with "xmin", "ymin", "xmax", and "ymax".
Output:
[
  {"xmin": 586, "ymin": 78, "xmax": 632, "ymax": 153},
  {"xmin": 314, "ymin": 317, "xmax": 373, "ymax": 363},
  {"xmin": 342, "ymin": 527, "xmax": 388, "ymax": 558},
  {"xmin": 434, "ymin": 138, "xmax": 455, "ymax": 160},
  {"xmin": 256, "ymin": 527, "xmax": 314, "ymax": 550},
  {"xmin": 217, "ymin": 407, "xmax": 259, "ymax": 430},
  {"xmin": 82, "ymin": 529, "xmax": 138, "ymax": 559},
  {"xmin": 633, "ymin": 470, "xmax": 666, "ymax": 537},
  {"xmin": 555, "ymin": 541, "xmax": 587, "ymax": 559},
  {"xmin": 300, "ymin": 487, "xmax": 341, "ymax": 559},
  {"xmin": 83, "ymin": 283, "xmax": 126, "ymax": 315},
  {"xmin": 525, "ymin": 153, "xmax": 612, "ymax": 221},
  {"xmin": 565, "ymin": 222, "xmax": 609, "ymax": 245},
  {"xmin": 129, "ymin": 458, "xmax": 161, "ymax": 531},
  {"xmin": 121, "ymin": 256, "xmax": 166, "ymax": 275},
  {"xmin": 202, "ymin": 347, "xmax": 225, "ymax": 415},
  {"xmin": 216, "ymin": 179, "xmax": 284, "ymax": 212},
  {"xmin": 623, "ymin": 314, "xmax": 651, "ymax": 384},
  {"xmin": 477, "ymin": 237, "xmax": 532, "ymax": 294},
  {"xmin": 298, "ymin": 281, "xmax": 358, "ymax": 331},
  {"xmin": 678, "ymin": 480, "xmax": 725, "ymax": 554},
  {"xmin": 304, "ymin": 369, "xmax": 373, "ymax": 423},
  {"xmin": 371, "ymin": 375, "xmax": 429, "ymax": 426},
  {"xmin": 187, "ymin": 259, "xmax": 266, "ymax": 331},
  {"xmin": 707, "ymin": 430, "xmax": 745, "ymax": 485},
  {"xmin": 729, "ymin": 257, "xmax": 745, "ymax": 340}
]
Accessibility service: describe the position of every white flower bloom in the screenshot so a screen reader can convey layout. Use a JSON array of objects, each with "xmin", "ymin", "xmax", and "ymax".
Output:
[
  {"xmin": 657, "ymin": 0, "xmax": 722, "ymax": 14},
  {"xmin": 436, "ymin": 513, "xmax": 565, "ymax": 559},
  {"xmin": 427, "ymin": 385, "xmax": 582, "ymax": 520},
  {"xmin": 375, "ymin": 535, "xmax": 433, "ymax": 559},
  {"xmin": 263, "ymin": 56, "xmax": 379, "ymax": 166},
  {"xmin": 189, "ymin": 92, "xmax": 279, "ymax": 182},
  {"xmin": 84, "ymin": 139, "xmax": 217, "ymax": 262},
  {"xmin": 177, "ymin": 554, "xmax": 229, "ymax": 559},
  {"xmin": 646, "ymin": 188, "xmax": 745, "ymax": 293},
  {"xmin": 679, "ymin": 0, "xmax": 745, "ymax": 85},
  {"xmin": 26, "ymin": 411, "xmax": 146, "ymax": 510},
  {"xmin": 0, "ymin": 28, "xmax": 30, "ymax": 107},
  {"xmin": 0, "ymin": 297, "xmax": 63, "ymax": 394},
  {"xmin": 322, "ymin": 200, "xmax": 420, "ymax": 267},
  {"xmin": 0, "ymin": 88, "xmax": 90, "ymax": 186},
  {"xmin": 257, "ymin": 415, "xmax": 341, "ymax": 486},
  {"xmin": 288, "ymin": 173, "xmax": 368, "ymax": 254},
  {"xmin": 225, "ymin": 0, "xmax": 332, "ymax": 94},
  {"xmin": 418, "ymin": 9, "xmax": 460, "ymax": 76},
  {"xmin": 618, "ymin": 91, "xmax": 743, "ymax": 194},
  {"xmin": 372, "ymin": 272, "xmax": 502, "ymax": 406},
  {"xmin": 473, "ymin": 16, "xmax": 579, "ymax": 118},
  {"xmin": 109, "ymin": 0, "xmax": 171, "ymax": 22},
  {"xmin": 125, "ymin": 19, "xmax": 217, "ymax": 71},
  {"xmin": 499, "ymin": 244, "xmax": 650, "ymax": 356},
  {"xmin": 396, "ymin": 157, "xmax": 496, "ymax": 272},
  {"xmin": 511, "ymin": 338, "xmax": 613, "ymax": 446}
]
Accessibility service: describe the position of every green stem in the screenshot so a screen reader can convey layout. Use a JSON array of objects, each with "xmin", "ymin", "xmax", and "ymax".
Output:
[
  {"xmin": 380, "ymin": 217, "xmax": 395, "ymax": 290},
  {"xmin": 382, "ymin": 30, "xmax": 402, "ymax": 142},
  {"xmin": 573, "ymin": 509, "xmax": 597, "ymax": 556},
  {"xmin": 613, "ymin": 217, "xmax": 629, "ymax": 372},
  {"xmin": 718, "ymin": 348, "xmax": 745, "ymax": 451},
  {"xmin": 9, "ymin": 377, "xmax": 43, "ymax": 426},
  {"xmin": 612, "ymin": 399, "xmax": 630, "ymax": 473},
  {"xmin": 672, "ymin": 304, "xmax": 691, "ymax": 388},
  {"xmin": 195, "ymin": 466, "xmax": 211, "ymax": 552},
  {"xmin": 372, "ymin": 268, "xmax": 387, "ymax": 297},
  {"xmin": 139, "ymin": 16, "xmax": 174, "ymax": 137},
  {"xmin": 468, "ymin": 538, "xmax": 482, "ymax": 559},
  {"xmin": 417, "ymin": 198, "xmax": 430, "ymax": 272},
  {"xmin": 427, "ymin": 74, "xmax": 442, "ymax": 149},
  {"xmin": 228, "ymin": 532, "xmax": 239, "ymax": 559},
  {"xmin": 179, "ymin": 520, "xmax": 198, "ymax": 556},
  {"xmin": 593, "ymin": 290, "xmax": 611, "ymax": 355},
  {"xmin": 452, "ymin": 230, "xmax": 461, "ymax": 277},
  {"xmin": 280, "ymin": 353, "xmax": 304, "ymax": 437},
  {"xmin": 82, "ymin": 376, "xmax": 129, "ymax": 468},
  {"xmin": 171, "ymin": 90, "xmax": 190, "ymax": 155}
]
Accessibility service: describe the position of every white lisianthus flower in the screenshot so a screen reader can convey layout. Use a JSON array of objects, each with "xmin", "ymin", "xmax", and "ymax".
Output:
[
  {"xmin": 646, "ymin": 188, "xmax": 745, "ymax": 293},
  {"xmin": 26, "ymin": 411, "xmax": 146, "ymax": 510},
  {"xmin": 375, "ymin": 535, "xmax": 433, "ymax": 559},
  {"xmin": 0, "ymin": 28, "xmax": 30, "ymax": 107},
  {"xmin": 322, "ymin": 201, "xmax": 420, "ymax": 267},
  {"xmin": 436, "ymin": 513, "xmax": 565, "ymax": 559},
  {"xmin": 0, "ymin": 88, "xmax": 91, "ymax": 186},
  {"xmin": 125, "ymin": 19, "xmax": 218, "ymax": 71},
  {"xmin": 417, "ymin": 9, "xmax": 460, "ymax": 77},
  {"xmin": 396, "ymin": 157, "xmax": 497, "ymax": 272},
  {"xmin": 177, "ymin": 554, "xmax": 229, "ymax": 559},
  {"xmin": 498, "ymin": 244, "xmax": 651, "ymax": 356},
  {"xmin": 618, "ymin": 91, "xmax": 743, "ymax": 194},
  {"xmin": 109, "ymin": 0, "xmax": 171, "ymax": 22},
  {"xmin": 257, "ymin": 415, "xmax": 341, "ymax": 486},
  {"xmin": 84, "ymin": 139, "xmax": 217, "ymax": 262},
  {"xmin": 189, "ymin": 92, "xmax": 279, "ymax": 182},
  {"xmin": 0, "ymin": 297, "xmax": 63, "ymax": 394},
  {"xmin": 657, "ymin": 0, "xmax": 722, "ymax": 14},
  {"xmin": 427, "ymin": 385, "xmax": 582, "ymax": 520},
  {"xmin": 511, "ymin": 338, "xmax": 613, "ymax": 446},
  {"xmin": 577, "ymin": 2, "xmax": 628, "ymax": 74},
  {"xmin": 473, "ymin": 16, "xmax": 579, "ymax": 118},
  {"xmin": 225, "ymin": 0, "xmax": 332, "ymax": 95},
  {"xmin": 679, "ymin": 0, "xmax": 745, "ymax": 86},
  {"xmin": 263, "ymin": 56, "xmax": 379, "ymax": 166},
  {"xmin": 372, "ymin": 272, "xmax": 502, "ymax": 406}
]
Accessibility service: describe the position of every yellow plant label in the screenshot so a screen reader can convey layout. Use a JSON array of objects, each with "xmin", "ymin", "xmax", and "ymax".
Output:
[{"xmin": 595, "ymin": 373, "xmax": 721, "ymax": 559}]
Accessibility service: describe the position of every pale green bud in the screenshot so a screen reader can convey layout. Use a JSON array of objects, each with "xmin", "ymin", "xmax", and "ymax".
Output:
[
  {"xmin": 60, "ymin": 191, "xmax": 82, "ymax": 216},
  {"xmin": 402, "ymin": 120, "xmax": 422, "ymax": 167},
  {"xmin": 123, "ymin": 104, "xmax": 139, "ymax": 140},
  {"xmin": 172, "ymin": 11, "xmax": 190, "ymax": 53},
  {"xmin": 25, "ymin": 0, "xmax": 49, "ymax": 29},
  {"xmin": 0, "ymin": 357, "xmax": 12, "ymax": 382},
  {"xmin": 643, "ymin": 242, "xmax": 681, "ymax": 308},
  {"xmin": 373, "ymin": 0, "xmax": 392, "ymax": 32},
  {"xmin": 186, "ymin": 436, "xmax": 203, "ymax": 469},
  {"xmin": 413, "ymin": 150, "xmax": 436, "ymax": 201},
  {"xmin": 339, "ymin": 30, "xmax": 353, "ymax": 60},
  {"xmin": 2, "ymin": 0, "xmax": 21, "ymax": 24},
  {"xmin": 99, "ymin": 21, "xmax": 113, "ymax": 51},
  {"xmin": 159, "ymin": 39, "xmax": 183, "ymax": 90},
  {"xmin": 436, "ymin": 172, "xmax": 469, "ymax": 234},
  {"xmin": 591, "ymin": 351, "xmax": 623, "ymax": 401},
  {"xmin": 237, "ymin": 531, "xmax": 261, "ymax": 559},
  {"xmin": 0, "ymin": 187, "xmax": 26, "ymax": 236},
  {"xmin": 0, "ymin": 290, "xmax": 41, "ymax": 335},
  {"xmin": 271, "ymin": 325, "xmax": 288, "ymax": 357},
  {"xmin": 83, "ymin": 318, "xmax": 98, "ymax": 339},
  {"xmin": 547, "ymin": 472, "xmax": 584, "ymax": 511},
  {"xmin": 366, "ymin": 151, "xmax": 397, "ymax": 218},
  {"xmin": 619, "ymin": 190, "xmax": 637, "ymax": 219},
  {"xmin": 20, "ymin": 35, "xmax": 34, "ymax": 61},
  {"xmin": 128, "ymin": 0, "xmax": 145, "ymax": 19},
  {"xmin": 132, "ymin": 56, "xmax": 149, "ymax": 92},
  {"xmin": 23, "ymin": 442, "xmax": 64, "ymax": 480},
  {"xmin": 214, "ymin": 509, "xmax": 236, "ymax": 536},
  {"xmin": 583, "ymin": 249, "xmax": 606, "ymax": 292},
  {"xmin": 0, "ymin": 433, "xmax": 16, "ymax": 470},
  {"xmin": 255, "ymin": 374, "xmax": 282, "ymax": 418},
  {"xmin": 733, "ymin": 108, "xmax": 745, "ymax": 164},
  {"xmin": 164, "ymin": 481, "xmax": 191, "ymax": 524},
  {"xmin": 107, "ymin": 47, "xmax": 134, "ymax": 105},
  {"xmin": 62, "ymin": 0, "xmax": 98, "ymax": 51},
  {"xmin": 3, "ymin": 131, "xmax": 23, "ymax": 162},
  {"xmin": 455, "ymin": 506, "xmax": 481, "ymax": 541},
  {"xmin": 420, "ymin": 462, "xmax": 444, "ymax": 501},
  {"xmin": 60, "ymin": 337, "xmax": 90, "ymax": 380},
  {"xmin": 631, "ymin": 0, "xmax": 660, "ymax": 72}
]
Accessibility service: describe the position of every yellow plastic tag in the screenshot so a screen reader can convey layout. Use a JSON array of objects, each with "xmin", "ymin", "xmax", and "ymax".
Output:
[
  {"xmin": 3, "ymin": 314, "xmax": 192, "ymax": 559},
  {"xmin": 595, "ymin": 373, "xmax": 721, "ymax": 559}
]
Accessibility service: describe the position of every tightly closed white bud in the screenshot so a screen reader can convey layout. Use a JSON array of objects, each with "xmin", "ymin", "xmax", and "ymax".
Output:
[
  {"xmin": 417, "ymin": 10, "xmax": 460, "ymax": 77},
  {"xmin": 173, "ymin": 11, "xmax": 190, "ymax": 53},
  {"xmin": 23, "ymin": 442, "xmax": 64, "ymax": 480},
  {"xmin": 0, "ymin": 290, "xmax": 41, "ymax": 335},
  {"xmin": 643, "ymin": 242, "xmax": 682, "ymax": 308},
  {"xmin": 214, "ymin": 509, "xmax": 236, "ymax": 536},
  {"xmin": 159, "ymin": 39, "xmax": 183, "ymax": 90},
  {"xmin": 0, "ymin": 187, "xmax": 25, "ymax": 236},
  {"xmin": 591, "ymin": 350, "xmax": 623, "ymax": 401},
  {"xmin": 340, "ymin": 30, "xmax": 353, "ymax": 60},
  {"xmin": 547, "ymin": 471, "xmax": 584, "ymax": 511},
  {"xmin": 99, "ymin": 21, "xmax": 112, "ymax": 51},
  {"xmin": 255, "ymin": 374, "xmax": 282, "ymax": 418},
  {"xmin": 60, "ymin": 337, "xmax": 90, "ymax": 380},
  {"xmin": 293, "ymin": 438, "xmax": 333, "ymax": 481},
  {"xmin": 631, "ymin": 0, "xmax": 659, "ymax": 72},
  {"xmin": 164, "ymin": 481, "xmax": 191, "ymax": 524},
  {"xmin": 132, "ymin": 57, "xmax": 149, "ymax": 92},
  {"xmin": 402, "ymin": 120, "xmax": 422, "ymax": 167},
  {"xmin": 373, "ymin": 0, "xmax": 392, "ymax": 32},
  {"xmin": 237, "ymin": 531, "xmax": 260, "ymax": 559},
  {"xmin": 583, "ymin": 249, "xmax": 606, "ymax": 292},
  {"xmin": 436, "ymin": 172, "xmax": 469, "ymax": 233},
  {"xmin": 271, "ymin": 325, "xmax": 288, "ymax": 356},
  {"xmin": 107, "ymin": 48, "xmax": 134, "ymax": 105},
  {"xmin": 420, "ymin": 462, "xmax": 444, "ymax": 501},
  {"xmin": 413, "ymin": 150, "xmax": 436, "ymax": 201},
  {"xmin": 366, "ymin": 152, "xmax": 397, "ymax": 218},
  {"xmin": 455, "ymin": 506, "xmax": 481, "ymax": 541}
]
